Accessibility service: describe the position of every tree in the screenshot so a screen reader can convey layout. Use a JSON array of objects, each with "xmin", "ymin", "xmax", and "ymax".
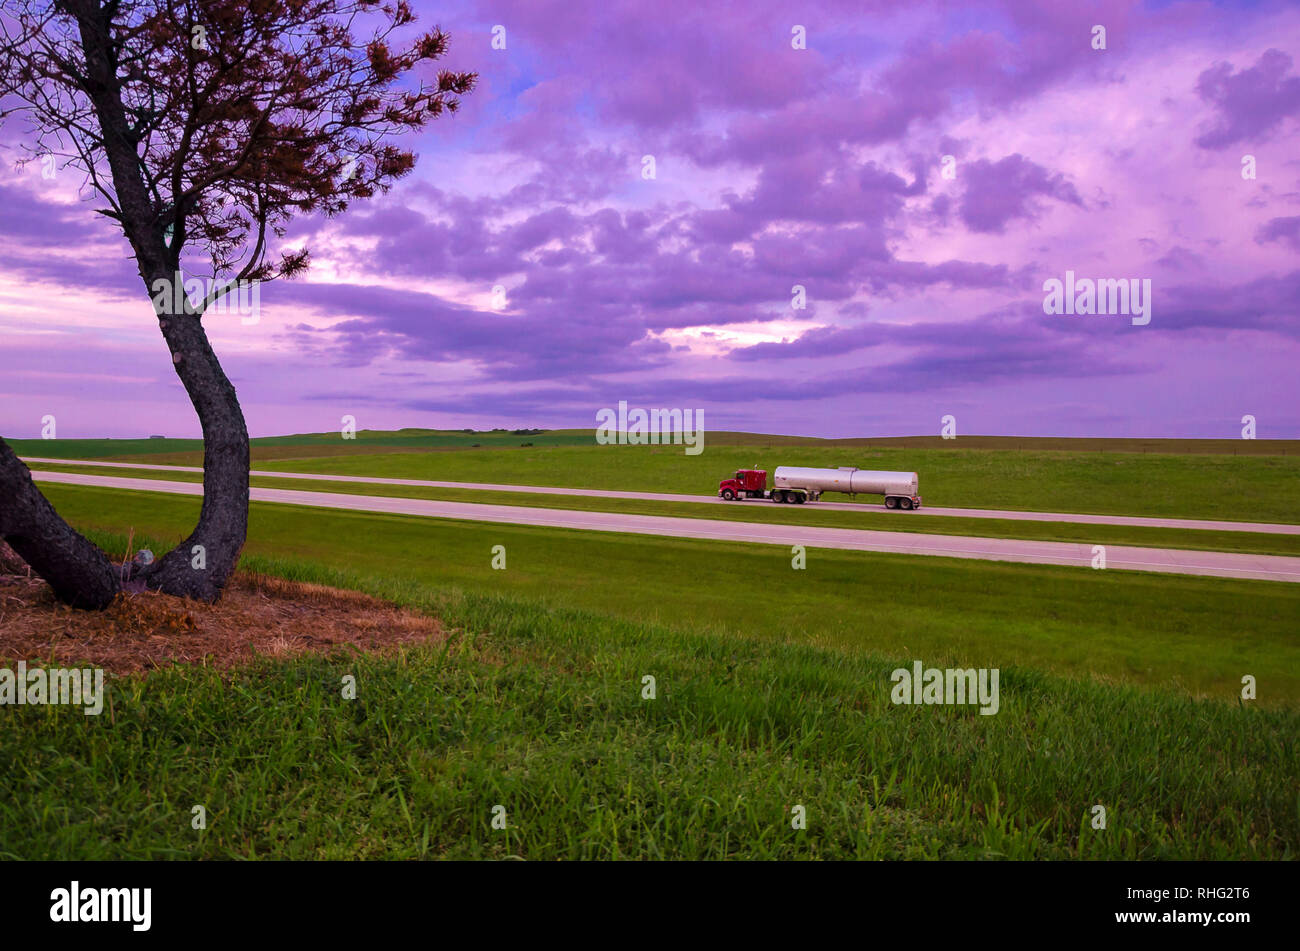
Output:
[{"xmin": 0, "ymin": 0, "xmax": 474, "ymax": 606}]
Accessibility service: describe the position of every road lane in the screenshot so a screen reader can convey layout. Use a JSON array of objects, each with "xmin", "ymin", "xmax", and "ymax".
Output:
[
  {"xmin": 20, "ymin": 456, "xmax": 1300, "ymax": 535},
  {"xmin": 30, "ymin": 469, "xmax": 1300, "ymax": 583}
]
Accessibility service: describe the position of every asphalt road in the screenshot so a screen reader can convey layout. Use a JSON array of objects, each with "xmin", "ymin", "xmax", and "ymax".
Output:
[
  {"xmin": 30, "ymin": 469, "xmax": 1300, "ymax": 583},
  {"xmin": 21, "ymin": 457, "xmax": 1300, "ymax": 535}
]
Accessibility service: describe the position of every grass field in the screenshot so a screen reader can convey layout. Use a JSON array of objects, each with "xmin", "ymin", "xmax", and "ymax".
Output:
[
  {"xmin": 3, "ymin": 427, "xmax": 593, "ymax": 458},
  {"xmin": 4, "ymin": 436, "xmax": 1298, "ymax": 860},
  {"xmin": 28, "ymin": 484, "xmax": 1300, "ymax": 703},
  {"xmin": 255, "ymin": 445, "xmax": 1297, "ymax": 522},
  {"xmin": 1, "ymin": 489, "xmax": 1295, "ymax": 859},
  {"xmin": 13, "ymin": 430, "xmax": 1300, "ymax": 522},
  {"xmin": 23, "ymin": 461, "xmax": 1300, "ymax": 557},
  {"xmin": 9, "ymin": 429, "xmax": 1299, "ymax": 458},
  {"xmin": 15, "ymin": 432, "xmax": 1300, "ymax": 522}
]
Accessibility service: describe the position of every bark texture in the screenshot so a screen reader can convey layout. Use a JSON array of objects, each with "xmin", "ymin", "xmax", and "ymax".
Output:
[
  {"xmin": 138, "ymin": 306, "xmax": 249, "ymax": 600},
  {"xmin": 0, "ymin": 438, "xmax": 121, "ymax": 608}
]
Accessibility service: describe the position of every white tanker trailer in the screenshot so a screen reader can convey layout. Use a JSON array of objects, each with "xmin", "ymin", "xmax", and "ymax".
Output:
[{"xmin": 717, "ymin": 466, "xmax": 922, "ymax": 509}]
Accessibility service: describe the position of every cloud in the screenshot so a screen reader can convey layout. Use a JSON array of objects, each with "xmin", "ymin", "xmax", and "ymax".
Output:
[
  {"xmin": 2, "ymin": 0, "xmax": 1299, "ymax": 437},
  {"xmin": 729, "ymin": 323, "xmax": 882, "ymax": 361},
  {"xmin": 1255, "ymin": 216, "xmax": 1300, "ymax": 253},
  {"xmin": 959, "ymin": 154, "xmax": 1082, "ymax": 233},
  {"xmin": 1194, "ymin": 49, "xmax": 1300, "ymax": 150}
]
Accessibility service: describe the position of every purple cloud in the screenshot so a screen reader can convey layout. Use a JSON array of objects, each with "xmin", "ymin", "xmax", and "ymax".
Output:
[
  {"xmin": 1256, "ymin": 216, "xmax": 1300, "ymax": 253},
  {"xmin": 1, "ymin": 0, "xmax": 1298, "ymax": 440},
  {"xmin": 1194, "ymin": 49, "xmax": 1300, "ymax": 150},
  {"xmin": 959, "ymin": 154, "xmax": 1083, "ymax": 234}
]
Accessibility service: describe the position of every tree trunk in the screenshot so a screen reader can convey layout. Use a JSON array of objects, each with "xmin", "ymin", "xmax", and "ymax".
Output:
[
  {"xmin": 67, "ymin": 0, "xmax": 250, "ymax": 603},
  {"xmin": 0, "ymin": 302, "xmax": 249, "ymax": 606},
  {"xmin": 0, "ymin": 439, "xmax": 121, "ymax": 608},
  {"xmin": 139, "ymin": 300, "xmax": 250, "ymax": 601}
]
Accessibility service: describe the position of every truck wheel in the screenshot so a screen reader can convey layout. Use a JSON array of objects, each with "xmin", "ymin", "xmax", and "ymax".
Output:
[
  {"xmin": 885, "ymin": 497, "xmax": 899, "ymax": 509},
  {"xmin": 721, "ymin": 489, "xmax": 735, "ymax": 500},
  {"xmin": 794, "ymin": 493, "xmax": 806, "ymax": 504},
  {"xmin": 900, "ymin": 498, "xmax": 913, "ymax": 510}
]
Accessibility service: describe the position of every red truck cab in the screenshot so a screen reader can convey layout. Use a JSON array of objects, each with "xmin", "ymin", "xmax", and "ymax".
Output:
[{"xmin": 719, "ymin": 468, "xmax": 766, "ymax": 500}]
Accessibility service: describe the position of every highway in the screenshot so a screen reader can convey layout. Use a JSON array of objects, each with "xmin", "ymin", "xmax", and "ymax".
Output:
[
  {"xmin": 20, "ymin": 457, "xmax": 1300, "ymax": 535},
  {"xmin": 29, "ymin": 468, "xmax": 1300, "ymax": 583}
]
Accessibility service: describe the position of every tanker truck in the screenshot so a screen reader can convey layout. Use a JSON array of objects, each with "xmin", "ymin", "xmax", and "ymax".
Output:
[{"xmin": 717, "ymin": 466, "xmax": 922, "ymax": 509}]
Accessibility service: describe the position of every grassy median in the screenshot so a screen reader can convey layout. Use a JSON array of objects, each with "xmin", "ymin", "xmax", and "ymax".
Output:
[
  {"xmin": 23, "ymin": 460, "xmax": 1300, "ymax": 558},
  {"xmin": 11, "ymin": 432, "xmax": 1300, "ymax": 522}
]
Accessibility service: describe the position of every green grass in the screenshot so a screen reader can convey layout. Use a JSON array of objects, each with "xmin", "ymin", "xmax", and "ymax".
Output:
[
  {"xmin": 10, "ymin": 429, "xmax": 1299, "ymax": 459},
  {"xmin": 11, "ymin": 431, "xmax": 1300, "ymax": 516},
  {"xmin": 161, "ymin": 444, "xmax": 1298, "ymax": 524},
  {"xmin": 28, "ymin": 484, "xmax": 1300, "ymax": 704},
  {"xmin": 2, "ymin": 428, "xmax": 594, "ymax": 458},
  {"xmin": 12, "ymin": 431, "xmax": 1299, "ymax": 521},
  {"xmin": 98, "ymin": 444, "xmax": 1289, "ymax": 524},
  {"xmin": 25, "ymin": 461, "xmax": 1300, "ymax": 557},
  {"xmin": 6, "ymin": 435, "xmax": 1297, "ymax": 860},
  {"xmin": 2, "ymin": 527, "xmax": 1296, "ymax": 859}
]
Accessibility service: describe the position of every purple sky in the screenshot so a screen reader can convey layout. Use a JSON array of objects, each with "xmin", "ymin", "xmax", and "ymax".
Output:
[{"xmin": 2, "ymin": 0, "xmax": 1299, "ymax": 440}]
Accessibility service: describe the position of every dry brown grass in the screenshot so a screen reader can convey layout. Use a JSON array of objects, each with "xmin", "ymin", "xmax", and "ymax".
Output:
[{"xmin": 0, "ymin": 566, "xmax": 443, "ymax": 674}]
